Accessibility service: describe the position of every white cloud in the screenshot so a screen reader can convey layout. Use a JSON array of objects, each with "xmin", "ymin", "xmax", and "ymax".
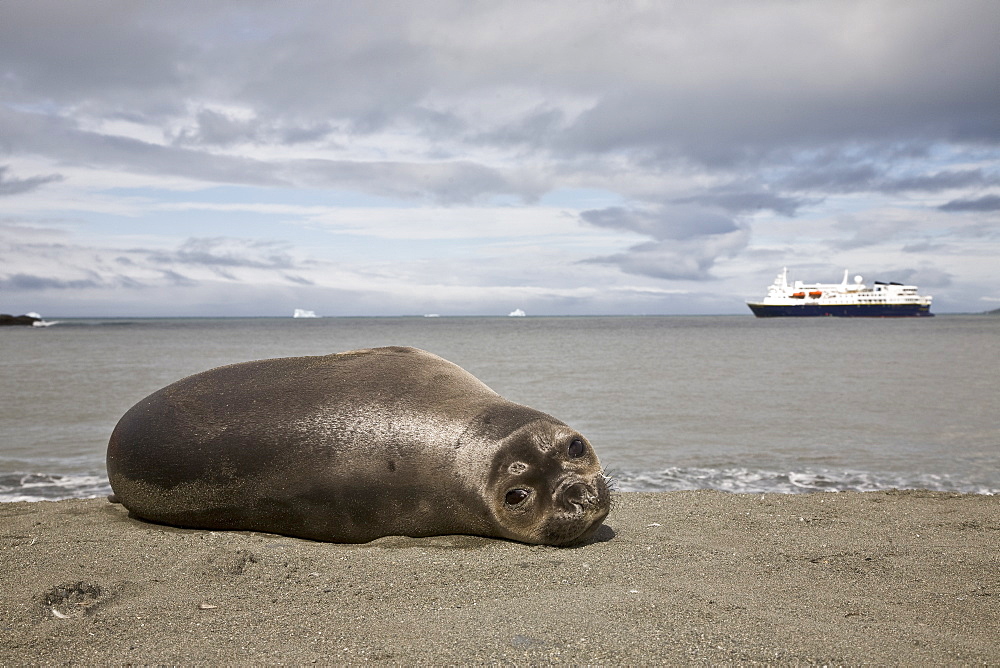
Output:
[
  {"xmin": 1, "ymin": 1, "xmax": 998, "ymax": 315},
  {"xmin": 301, "ymin": 206, "xmax": 592, "ymax": 241}
]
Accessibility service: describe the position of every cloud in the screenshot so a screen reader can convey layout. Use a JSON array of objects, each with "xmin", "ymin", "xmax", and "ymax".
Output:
[
  {"xmin": 282, "ymin": 274, "xmax": 315, "ymax": 286},
  {"xmin": 158, "ymin": 269, "xmax": 198, "ymax": 287},
  {"xmin": 0, "ymin": 166, "xmax": 63, "ymax": 196},
  {"xmin": 780, "ymin": 161, "xmax": 885, "ymax": 193},
  {"xmin": 580, "ymin": 205, "xmax": 739, "ymax": 241},
  {"xmin": 302, "ymin": 205, "xmax": 585, "ymax": 240},
  {"xmin": 0, "ymin": 106, "xmax": 284, "ymax": 187},
  {"xmin": 8, "ymin": 2, "xmax": 998, "ymax": 158},
  {"xmin": 938, "ymin": 194, "xmax": 1000, "ymax": 212},
  {"xmin": 883, "ymin": 170, "xmax": 992, "ymax": 193},
  {"xmin": 171, "ymin": 108, "xmax": 336, "ymax": 147},
  {"xmin": 885, "ymin": 267, "xmax": 953, "ymax": 289},
  {"xmin": 2, "ymin": 2, "xmax": 999, "ymax": 315},
  {"xmin": 148, "ymin": 237, "xmax": 296, "ymax": 270},
  {"xmin": 783, "ymin": 163, "xmax": 997, "ymax": 195},
  {"xmin": 4, "ymin": 2, "xmax": 998, "ymax": 205},
  {"xmin": 579, "ymin": 204, "xmax": 749, "ymax": 280},
  {"xmin": 0, "ymin": 226, "xmax": 309, "ymax": 297},
  {"xmin": 901, "ymin": 241, "xmax": 945, "ymax": 254},
  {"xmin": 0, "ymin": 273, "xmax": 102, "ymax": 291},
  {"xmin": 0, "ymin": 2, "xmax": 184, "ymax": 106},
  {"xmin": 583, "ymin": 231, "xmax": 750, "ymax": 282},
  {"xmin": 173, "ymin": 109, "xmax": 263, "ymax": 147},
  {"xmin": 829, "ymin": 215, "xmax": 929, "ymax": 251},
  {"xmin": 289, "ymin": 159, "xmax": 543, "ymax": 204},
  {"xmin": 673, "ymin": 190, "xmax": 810, "ymax": 217}
]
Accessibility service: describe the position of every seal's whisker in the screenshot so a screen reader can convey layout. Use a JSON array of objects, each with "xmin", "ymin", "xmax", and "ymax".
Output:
[{"xmin": 599, "ymin": 468, "xmax": 622, "ymax": 512}]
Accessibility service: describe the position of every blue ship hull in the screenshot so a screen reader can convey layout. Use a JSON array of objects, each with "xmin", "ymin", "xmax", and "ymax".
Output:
[{"xmin": 748, "ymin": 303, "xmax": 933, "ymax": 318}]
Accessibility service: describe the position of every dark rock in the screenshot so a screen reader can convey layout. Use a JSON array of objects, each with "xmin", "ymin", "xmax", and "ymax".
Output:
[{"xmin": 0, "ymin": 313, "xmax": 41, "ymax": 326}]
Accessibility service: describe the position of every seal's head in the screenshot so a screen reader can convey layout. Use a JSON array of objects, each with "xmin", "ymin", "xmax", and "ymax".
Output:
[{"xmin": 486, "ymin": 418, "xmax": 611, "ymax": 546}]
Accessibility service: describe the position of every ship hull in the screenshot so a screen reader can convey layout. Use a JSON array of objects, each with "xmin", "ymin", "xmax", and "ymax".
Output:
[{"xmin": 747, "ymin": 303, "xmax": 933, "ymax": 318}]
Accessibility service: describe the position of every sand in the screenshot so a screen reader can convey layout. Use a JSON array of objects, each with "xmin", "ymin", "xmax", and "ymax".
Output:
[{"xmin": 1, "ymin": 490, "xmax": 998, "ymax": 665}]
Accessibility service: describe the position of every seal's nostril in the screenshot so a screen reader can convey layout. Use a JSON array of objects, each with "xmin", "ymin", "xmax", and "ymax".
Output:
[
  {"xmin": 563, "ymin": 482, "xmax": 594, "ymax": 509},
  {"xmin": 505, "ymin": 488, "xmax": 530, "ymax": 506}
]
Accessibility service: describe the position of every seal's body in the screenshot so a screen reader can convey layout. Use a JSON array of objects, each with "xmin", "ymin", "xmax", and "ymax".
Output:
[{"xmin": 107, "ymin": 347, "xmax": 610, "ymax": 545}]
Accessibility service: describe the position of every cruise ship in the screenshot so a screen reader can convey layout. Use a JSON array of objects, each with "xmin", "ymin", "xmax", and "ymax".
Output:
[{"xmin": 747, "ymin": 268, "xmax": 933, "ymax": 317}]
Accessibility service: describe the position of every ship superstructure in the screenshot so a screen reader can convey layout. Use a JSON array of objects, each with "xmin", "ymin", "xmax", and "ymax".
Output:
[{"xmin": 747, "ymin": 268, "xmax": 933, "ymax": 317}]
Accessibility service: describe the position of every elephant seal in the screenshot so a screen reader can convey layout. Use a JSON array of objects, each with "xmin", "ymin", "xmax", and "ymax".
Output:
[{"xmin": 107, "ymin": 346, "xmax": 611, "ymax": 546}]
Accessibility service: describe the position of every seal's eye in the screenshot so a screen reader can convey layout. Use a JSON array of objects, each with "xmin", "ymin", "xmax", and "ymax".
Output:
[
  {"xmin": 505, "ymin": 488, "xmax": 530, "ymax": 506},
  {"xmin": 568, "ymin": 438, "xmax": 586, "ymax": 458}
]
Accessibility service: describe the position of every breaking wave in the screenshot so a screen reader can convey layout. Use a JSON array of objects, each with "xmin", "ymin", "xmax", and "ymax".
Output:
[
  {"xmin": 0, "ymin": 472, "xmax": 112, "ymax": 503},
  {"xmin": 2, "ymin": 466, "xmax": 996, "ymax": 503},
  {"xmin": 614, "ymin": 466, "xmax": 998, "ymax": 495}
]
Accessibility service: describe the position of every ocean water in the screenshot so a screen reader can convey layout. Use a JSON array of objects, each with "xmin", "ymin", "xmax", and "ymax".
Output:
[{"xmin": 1, "ymin": 315, "xmax": 998, "ymax": 502}]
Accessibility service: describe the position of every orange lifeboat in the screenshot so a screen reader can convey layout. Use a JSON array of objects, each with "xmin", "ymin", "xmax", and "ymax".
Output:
[
  {"xmin": 791, "ymin": 292, "xmax": 806, "ymax": 298},
  {"xmin": 809, "ymin": 291, "xmax": 822, "ymax": 298}
]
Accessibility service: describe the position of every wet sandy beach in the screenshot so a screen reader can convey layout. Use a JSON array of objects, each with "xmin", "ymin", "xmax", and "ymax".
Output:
[{"xmin": 1, "ymin": 490, "xmax": 998, "ymax": 664}]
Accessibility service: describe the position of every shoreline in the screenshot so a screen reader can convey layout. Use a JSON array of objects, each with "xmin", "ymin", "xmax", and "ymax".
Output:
[{"xmin": 2, "ymin": 490, "xmax": 998, "ymax": 664}]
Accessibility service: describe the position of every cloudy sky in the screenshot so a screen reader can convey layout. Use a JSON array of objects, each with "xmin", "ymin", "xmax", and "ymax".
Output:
[{"xmin": 2, "ymin": 1, "xmax": 998, "ymax": 316}]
